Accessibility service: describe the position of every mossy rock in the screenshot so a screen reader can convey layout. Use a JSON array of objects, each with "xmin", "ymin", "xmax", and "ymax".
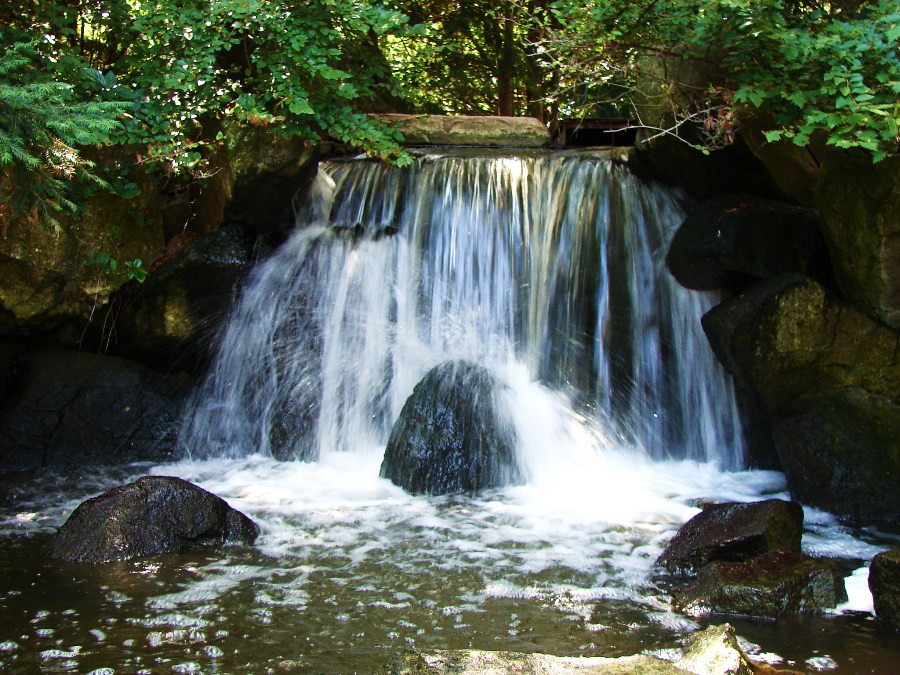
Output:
[
  {"xmin": 372, "ymin": 114, "xmax": 550, "ymax": 147},
  {"xmin": 675, "ymin": 551, "xmax": 847, "ymax": 618},
  {"xmin": 771, "ymin": 388, "xmax": 900, "ymax": 529},
  {"xmin": 816, "ymin": 150, "xmax": 900, "ymax": 329},
  {"xmin": 702, "ymin": 274, "xmax": 900, "ymax": 417},
  {"xmin": 657, "ymin": 499, "xmax": 803, "ymax": 576},
  {"xmin": 869, "ymin": 549, "xmax": 900, "ymax": 631}
]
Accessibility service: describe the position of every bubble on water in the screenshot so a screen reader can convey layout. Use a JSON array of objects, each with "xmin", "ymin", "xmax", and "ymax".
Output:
[
  {"xmin": 806, "ymin": 655, "xmax": 838, "ymax": 670},
  {"xmin": 0, "ymin": 641, "xmax": 19, "ymax": 651},
  {"xmin": 90, "ymin": 629, "xmax": 107, "ymax": 642},
  {"xmin": 203, "ymin": 645, "xmax": 223, "ymax": 658}
]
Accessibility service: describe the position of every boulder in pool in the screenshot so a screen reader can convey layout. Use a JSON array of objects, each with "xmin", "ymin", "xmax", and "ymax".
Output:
[
  {"xmin": 869, "ymin": 549, "xmax": 900, "ymax": 632},
  {"xmin": 49, "ymin": 475, "xmax": 259, "ymax": 563},
  {"xmin": 380, "ymin": 361, "xmax": 522, "ymax": 495}
]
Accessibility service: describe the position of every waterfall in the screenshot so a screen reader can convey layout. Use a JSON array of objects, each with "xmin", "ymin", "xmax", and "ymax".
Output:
[{"xmin": 181, "ymin": 149, "xmax": 744, "ymax": 471}]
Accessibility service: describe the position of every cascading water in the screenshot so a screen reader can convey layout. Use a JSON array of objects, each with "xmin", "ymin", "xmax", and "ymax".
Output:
[
  {"xmin": 181, "ymin": 149, "xmax": 744, "ymax": 471},
  {"xmin": 3, "ymin": 149, "xmax": 892, "ymax": 674}
]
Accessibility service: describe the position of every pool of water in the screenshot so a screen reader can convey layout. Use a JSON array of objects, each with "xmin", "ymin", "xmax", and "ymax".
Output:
[{"xmin": 1, "ymin": 454, "xmax": 898, "ymax": 673}]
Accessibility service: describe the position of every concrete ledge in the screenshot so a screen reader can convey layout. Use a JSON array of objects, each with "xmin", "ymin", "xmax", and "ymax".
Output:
[{"xmin": 373, "ymin": 114, "xmax": 550, "ymax": 147}]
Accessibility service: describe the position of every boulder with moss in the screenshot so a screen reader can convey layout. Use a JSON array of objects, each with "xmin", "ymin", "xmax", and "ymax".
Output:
[
  {"xmin": 816, "ymin": 150, "xmax": 900, "ymax": 329},
  {"xmin": 657, "ymin": 499, "xmax": 803, "ymax": 576},
  {"xmin": 869, "ymin": 550, "xmax": 900, "ymax": 632}
]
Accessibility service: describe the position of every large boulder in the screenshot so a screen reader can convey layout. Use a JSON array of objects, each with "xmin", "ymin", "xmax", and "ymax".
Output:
[
  {"xmin": 666, "ymin": 195, "xmax": 828, "ymax": 293},
  {"xmin": 372, "ymin": 114, "xmax": 550, "ymax": 147},
  {"xmin": 107, "ymin": 224, "xmax": 250, "ymax": 372},
  {"xmin": 869, "ymin": 549, "xmax": 900, "ymax": 632},
  {"xmin": 657, "ymin": 499, "xmax": 803, "ymax": 576},
  {"xmin": 771, "ymin": 389, "xmax": 900, "ymax": 528},
  {"xmin": 0, "ymin": 348, "xmax": 190, "ymax": 474},
  {"xmin": 816, "ymin": 150, "xmax": 900, "ymax": 329},
  {"xmin": 49, "ymin": 475, "xmax": 259, "ymax": 563},
  {"xmin": 702, "ymin": 274, "xmax": 900, "ymax": 417},
  {"xmin": 379, "ymin": 361, "xmax": 522, "ymax": 495},
  {"xmin": 674, "ymin": 551, "xmax": 847, "ymax": 618}
]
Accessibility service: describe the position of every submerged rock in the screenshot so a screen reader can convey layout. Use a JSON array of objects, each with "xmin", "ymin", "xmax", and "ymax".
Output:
[
  {"xmin": 657, "ymin": 499, "xmax": 803, "ymax": 576},
  {"xmin": 666, "ymin": 194, "xmax": 827, "ymax": 293},
  {"xmin": 379, "ymin": 624, "xmax": 756, "ymax": 674},
  {"xmin": 674, "ymin": 551, "xmax": 847, "ymax": 618},
  {"xmin": 380, "ymin": 361, "xmax": 522, "ymax": 495},
  {"xmin": 869, "ymin": 549, "xmax": 900, "ymax": 632},
  {"xmin": 49, "ymin": 475, "xmax": 259, "ymax": 563}
]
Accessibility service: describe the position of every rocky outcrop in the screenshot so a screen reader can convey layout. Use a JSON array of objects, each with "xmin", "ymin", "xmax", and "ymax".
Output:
[
  {"xmin": 379, "ymin": 624, "xmax": 755, "ymax": 675},
  {"xmin": 701, "ymin": 274, "xmax": 900, "ymax": 527},
  {"xmin": 771, "ymin": 389, "xmax": 900, "ymax": 528},
  {"xmin": 657, "ymin": 499, "xmax": 803, "ymax": 576},
  {"xmin": 666, "ymin": 195, "xmax": 827, "ymax": 293},
  {"xmin": 49, "ymin": 475, "xmax": 258, "ymax": 563},
  {"xmin": 0, "ymin": 347, "xmax": 190, "ymax": 474},
  {"xmin": 702, "ymin": 275, "xmax": 900, "ymax": 417},
  {"xmin": 107, "ymin": 224, "xmax": 250, "ymax": 372},
  {"xmin": 869, "ymin": 550, "xmax": 900, "ymax": 632},
  {"xmin": 380, "ymin": 361, "xmax": 522, "ymax": 495},
  {"xmin": 816, "ymin": 150, "xmax": 900, "ymax": 329},
  {"xmin": 372, "ymin": 114, "xmax": 550, "ymax": 147},
  {"xmin": 674, "ymin": 551, "xmax": 847, "ymax": 618}
]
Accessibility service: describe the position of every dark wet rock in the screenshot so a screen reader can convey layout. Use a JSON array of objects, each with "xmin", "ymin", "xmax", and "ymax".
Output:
[
  {"xmin": 817, "ymin": 150, "xmax": 900, "ymax": 329},
  {"xmin": 702, "ymin": 274, "xmax": 900, "ymax": 418},
  {"xmin": 771, "ymin": 389, "xmax": 900, "ymax": 529},
  {"xmin": 657, "ymin": 499, "xmax": 803, "ymax": 576},
  {"xmin": 49, "ymin": 475, "xmax": 259, "ymax": 563},
  {"xmin": 666, "ymin": 195, "xmax": 828, "ymax": 293},
  {"xmin": 0, "ymin": 348, "xmax": 190, "ymax": 474},
  {"xmin": 109, "ymin": 224, "xmax": 250, "ymax": 373},
  {"xmin": 869, "ymin": 549, "xmax": 900, "ymax": 631},
  {"xmin": 0, "ymin": 342, "xmax": 15, "ymax": 408},
  {"xmin": 674, "ymin": 551, "xmax": 847, "ymax": 618},
  {"xmin": 380, "ymin": 361, "xmax": 521, "ymax": 495}
]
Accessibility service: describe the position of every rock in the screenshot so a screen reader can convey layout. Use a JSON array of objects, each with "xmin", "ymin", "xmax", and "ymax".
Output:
[
  {"xmin": 0, "ymin": 254, "xmax": 94, "ymax": 336},
  {"xmin": 674, "ymin": 551, "xmax": 847, "ymax": 618},
  {"xmin": 676, "ymin": 624, "xmax": 752, "ymax": 675},
  {"xmin": 372, "ymin": 114, "xmax": 550, "ymax": 147},
  {"xmin": 0, "ymin": 342, "xmax": 15, "ymax": 408},
  {"xmin": 380, "ymin": 361, "xmax": 522, "ymax": 495},
  {"xmin": 771, "ymin": 389, "xmax": 900, "ymax": 528},
  {"xmin": 379, "ymin": 625, "xmax": 756, "ymax": 674},
  {"xmin": 657, "ymin": 499, "xmax": 803, "ymax": 576},
  {"xmin": 816, "ymin": 150, "xmax": 900, "ymax": 328},
  {"xmin": 49, "ymin": 475, "xmax": 259, "ymax": 563},
  {"xmin": 869, "ymin": 549, "xmax": 900, "ymax": 631},
  {"xmin": 666, "ymin": 195, "xmax": 828, "ymax": 293},
  {"xmin": 738, "ymin": 116, "xmax": 820, "ymax": 208},
  {"xmin": 702, "ymin": 274, "xmax": 900, "ymax": 418},
  {"xmin": 0, "ymin": 348, "xmax": 190, "ymax": 474},
  {"xmin": 0, "ymin": 147, "xmax": 167, "ymax": 335},
  {"xmin": 109, "ymin": 224, "xmax": 250, "ymax": 372}
]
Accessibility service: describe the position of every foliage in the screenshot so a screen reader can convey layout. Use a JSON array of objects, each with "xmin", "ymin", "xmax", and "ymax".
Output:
[
  {"xmin": 0, "ymin": 37, "xmax": 129, "ymax": 229},
  {"xmin": 110, "ymin": 0, "xmax": 415, "ymax": 169},
  {"xmin": 541, "ymin": 0, "xmax": 900, "ymax": 159}
]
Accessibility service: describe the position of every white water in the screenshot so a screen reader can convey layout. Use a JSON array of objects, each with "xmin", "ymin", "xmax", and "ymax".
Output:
[{"xmin": 181, "ymin": 149, "xmax": 743, "ymax": 471}]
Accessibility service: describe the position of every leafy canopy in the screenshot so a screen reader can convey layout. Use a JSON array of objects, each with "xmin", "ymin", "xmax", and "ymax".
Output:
[{"xmin": 540, "ymin": 0, "xmax": 900, "ymax": 160}]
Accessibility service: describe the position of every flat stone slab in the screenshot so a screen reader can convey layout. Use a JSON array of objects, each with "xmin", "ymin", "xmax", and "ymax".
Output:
[{"xmin": 373, "ymin": 114, "xmax": 550, "ymax": 147}]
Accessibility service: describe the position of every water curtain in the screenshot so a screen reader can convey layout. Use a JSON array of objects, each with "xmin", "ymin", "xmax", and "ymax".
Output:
[{"xmin": 181, "ymin": 150, "xmax": 744, "ymax": 471}]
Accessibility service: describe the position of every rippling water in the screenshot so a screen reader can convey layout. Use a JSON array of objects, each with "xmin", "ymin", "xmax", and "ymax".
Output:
[{"xmin": 1, "ymin": 455, "xmax": 896, "ymax": 673}]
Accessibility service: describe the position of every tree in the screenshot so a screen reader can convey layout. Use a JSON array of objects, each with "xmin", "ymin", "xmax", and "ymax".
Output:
[
  {"xmin": 0, "ymin": 36, "xmax": 129, "ymax": 229},
  {"xmin": 539, "ymin": 0, "xmax": 900, "ymax": 159}
]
